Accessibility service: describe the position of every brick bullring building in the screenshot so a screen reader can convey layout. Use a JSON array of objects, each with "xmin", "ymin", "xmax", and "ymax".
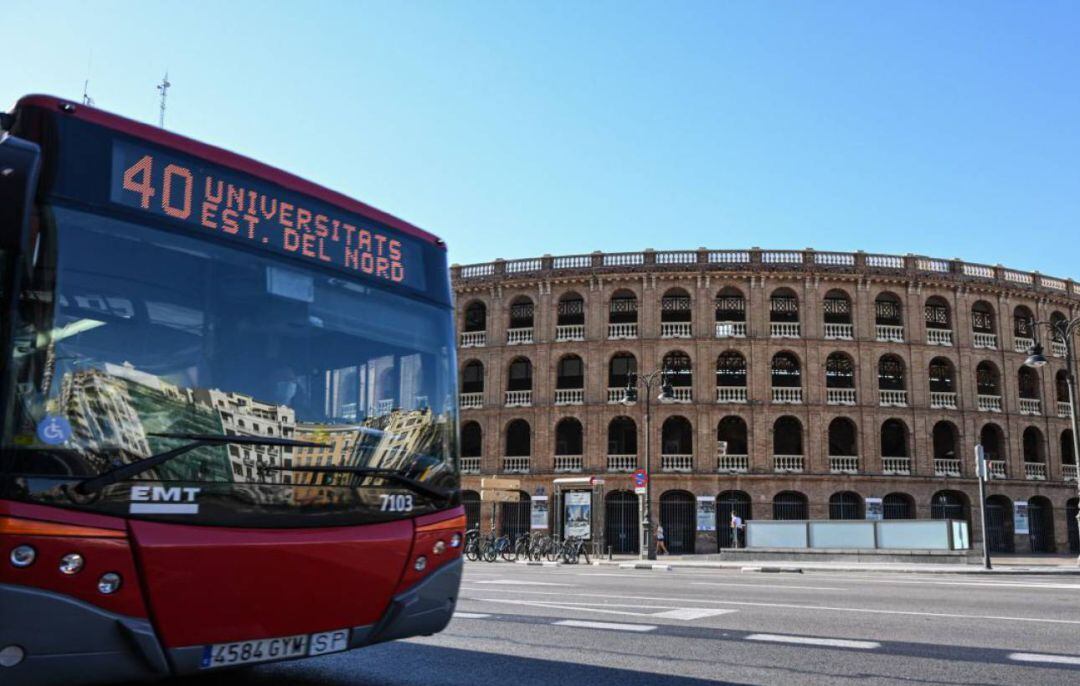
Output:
[{"xmin": 451, "ymin": 248, "xmax": 1080, "ymax": 556}]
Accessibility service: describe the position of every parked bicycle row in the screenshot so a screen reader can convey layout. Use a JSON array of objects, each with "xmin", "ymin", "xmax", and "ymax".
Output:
[{"xmin": 464, "ymin": 529, "xmax": 592, "ymax": 564}]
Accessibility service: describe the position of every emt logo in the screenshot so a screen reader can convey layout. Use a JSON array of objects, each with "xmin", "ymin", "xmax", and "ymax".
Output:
[{"xmin": 129, "ymin": 485, "xmax": 201, "ymax": 515}]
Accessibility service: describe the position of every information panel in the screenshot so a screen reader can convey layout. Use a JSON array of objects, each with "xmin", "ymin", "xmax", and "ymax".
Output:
[{"xmin": 109, "ymin": 141, "xmax": 426, "ymax": 290}]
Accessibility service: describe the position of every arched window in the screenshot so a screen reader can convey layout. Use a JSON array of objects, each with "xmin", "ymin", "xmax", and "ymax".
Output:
[
  {"xmin": 608, "ymin": 352, "xmax": 637, "ymax": 390},
  {"xmin": 715, "ymin": 287, "xmax": 746, "ymax": 323},
  {"xmin": 881, "ymin": 419, "xmax": 908, "ymax": 457},
  {"xmin": 555, "ymin": 418, "xmax": 583, "ymax": 456},
  {"xmin": 462, "ymin": 489, "xmax": 481, "ymax": 530},
  {"xmin": 773, "ymin": 416, "xmax": 802, "ymax": 455},
  {"xmin": 976, "ymin": 361, "xmax": 1001, "ymax": 396},
  {"xmin": 773, "ymin": 491, "xmax": 808, "ymax": 520},
  {"xmin": 461, "ymin": 422, "xmax": 482, "ymax": 457},
  {"xmin": 1028, "ymin": 496, "xmax": 1055, "ymax": 553},
  {"xmin": 605, "ymin": 491, "xmax": 640, "ymax": 554},
  {"xmin": 607, "ymin": 417, "xmax": 637, "ymax": 456},
  {"xmin": 609, "ymin": 289, "xmax": 638, "ymax": 325},
  {"xmin": 509, "ymin": 295, "xmax": 534, "ymax": 329},
  {"xmin": 875, "ymin": 292, "xmax": 903, "ymax": 326},
  {"xmin": 825, "ymin": 352, "xmax": 855, "ymax": 389},
  {"xmin": 556, "ymin": 355, "xmax": 584, "ymax": 389},
  {"xmin": 877, "ymin": 355, "xmax": 906, "ymax": 390},
  {"xmin": 660, "ymin": 288, "xmax": 692, "ymax": 323},
  {"xmin": 505, "ymin": 420, "xmax": 531, "ymax": 456},
  {"xmin": 1057, "ymin": 370, "xmax": 1070, "ymax": 403},
  {"xmin": 829, "ymin": 492, "xmax": 862, "ymax": 520},
  {"xmin": 827, "ymin": 418, "xmax": 857, "ymax": 456},
  {"xmin": 717, "ymin": 491, "xmax": 752, "ymax": 549},
  {"xmin": 883, "ymin": 493, "xmax": 915, "ymax": 520},
  {"xmin": 507, "ymin": 357, "xmax": 532, "ymax": 391},
  {"xmin": 980, "ymin": 424, "xmax": 1005, "ymax": 462},
  {"xmin": 925, "ymin": 296, "xmax": 951, "ymax": 330},
  {"xmin": 716, "ymin": 351, "xmax": 747, "ymax": 387},
  {"xmin": 1062, "ymin": 430, "xmax": 1076, "ymax": 465},
  {"xmin": 931, "ymin": 490, "xmax": 968, "ymax": 521},
  {"xmin": 985, "ymin": 494, "xmax": 1014, "ymax": 553},
  {"xmin": 461, "ymin": 360, "xmax": 484, "ymax": 394},
  {"xmin": 1051, "ymin": 312, "xmax": 1068, "ymax": 348},
  {"xmin": 661, "ymin": 416, "xmax": 693, "ymax": 455},
  {"xmin": 932, "ymin": 421, "xmax": 958, "ymax": 460},
  {"xmin": 1013, "ymin": 305, "xmax": 1035, "ymax": 341},
  {"xmin": 928, "ymin": 357, "xmax": 955, "ymax": 393},
  {"xmin": 663, "ymin": 351, "xmax": 692, "ymax": 388},
  {"xmin": 463, "ymin": 301, "xmax": 487, "ymax": 332},
  {"xmin": 771, "ymin": 352, "xmax": 801, "ymax": 387},
  {"xmin": 717, "ymin": 416, "xmax": 748, "ymax": 455},
  {"xmin": 659, "ymin": 491, "xmax": 696, "ymax": 554},
  {"xmin": 769, "ymin": 288, "xmax": 799, "ymax": 323},
  {"xmin": 972, "ymin": 301, "xmax": 996, "ymax": 335},
  {"xmin": 1022, "ymin": 426, "xmax": 1045, "ymax": 464},
  {"xmin": 557, "ymin": 292, "xmax": 585, "ymax": 326},
  {"xmin": 823, "ymin": 289, "xmax": 852, "ymax": 325},
  {"xmin": 1018, "ymin": 366, "xmax": 1040, "ymax": 400}
]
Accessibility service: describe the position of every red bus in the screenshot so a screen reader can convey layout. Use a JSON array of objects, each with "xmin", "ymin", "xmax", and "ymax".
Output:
[{"xmin": 0, "ymin": 95, "xmax": 463, "ymax": 685}]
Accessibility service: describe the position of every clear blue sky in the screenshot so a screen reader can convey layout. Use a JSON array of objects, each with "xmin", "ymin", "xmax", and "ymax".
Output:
[{"xmin": 5, "ymin": 2, "xmax": 1078, "ymax": 277}]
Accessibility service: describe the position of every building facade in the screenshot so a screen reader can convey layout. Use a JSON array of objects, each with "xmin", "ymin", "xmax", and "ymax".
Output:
[{"xmin": 451, "ymin": 248, "xmax": 1080, "ymax": 555}]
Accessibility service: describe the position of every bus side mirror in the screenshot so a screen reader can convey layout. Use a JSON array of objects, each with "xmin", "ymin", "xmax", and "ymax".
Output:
[{"xmin": 0, "ymin": 134, "xmax": 42, "ymax": 258}]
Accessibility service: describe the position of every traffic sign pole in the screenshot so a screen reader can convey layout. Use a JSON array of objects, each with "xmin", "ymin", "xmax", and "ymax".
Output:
[{"xmin": 975, "ymin": 444, "xmax": 992, "ymax": 570}]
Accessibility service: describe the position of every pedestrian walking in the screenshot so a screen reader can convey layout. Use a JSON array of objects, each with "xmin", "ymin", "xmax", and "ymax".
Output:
[
  {"xmin": 655, "ymin": 524, "xmax": 668, "ymax": 555},
  {"xmin": 730, "ymin": 513, "xmax": 744, "ymax": 549}
]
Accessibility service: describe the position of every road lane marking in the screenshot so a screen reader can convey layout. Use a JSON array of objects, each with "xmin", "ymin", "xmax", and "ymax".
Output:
[
  {"xmin": 745, "ymin": 634, "xmax": 880, "ymax": 650},
  {"xmin": 474, "ymin": 580, "xmax": 572, "ymax": 586},
  {"xmin": 554, "ymin": 620, "xmax": 656, "ymax": 632},
  {"xmin": 453, "ymin": 612, "xmax": 492, "ymax": 619},
  {"xmin": 690, "ymin": 582, "xmax": 844, "ymax": 591},
  {"xmin": 460, "ymin": 587, "xmax": 1080, "ymax": 626},
  {"xmin": 1008, "ymin": 652, "xmax": 1080, "ymax": 666},
  {"xmin": 473, "ymin": 598, "xmax": 737, "ymax": 620},
  {"xmin": 650, "ymin": 608, "xmax": 740, "ymax": 620}
]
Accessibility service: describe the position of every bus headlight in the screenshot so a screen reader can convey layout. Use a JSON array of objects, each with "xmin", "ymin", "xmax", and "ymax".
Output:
[
  {"xmin": 432, "ymin": 540, "xmax": 447, "ymax": 555},
  {"xmin": 98, "ymin": 572, "xmax": 122, "ymax": 595},
  {"xmin": 9, "ymin": 546, "xmax": 35, "ymax": 568},
  {"xmin": 59, "ymin": 553, "xmax": 84, "ymax": 575},
  {"xmin": 449, "ymin": 533, "xmax": 462, "ymax": 548},
  {"xmin": 414, "ymin": 556, "xmax": 428, "ymax": 572}
]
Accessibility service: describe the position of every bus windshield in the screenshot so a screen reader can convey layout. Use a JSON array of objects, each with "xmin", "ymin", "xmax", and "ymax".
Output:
[{"xmin": 1, "ymin": 204, "xmax": 458, "ymax": 526}]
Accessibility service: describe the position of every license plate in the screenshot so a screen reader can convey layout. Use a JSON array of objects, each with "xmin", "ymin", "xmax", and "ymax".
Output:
[{"xmin": 200, "ymin": 629, "xmax": 349, "ymax": 669}]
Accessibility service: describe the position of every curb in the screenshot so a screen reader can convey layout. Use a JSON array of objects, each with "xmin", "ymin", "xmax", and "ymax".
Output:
[
  {"xmin": 515, "ymin": 560, "xmax": 562, "ymax": 567},
  {"xmin": 590, "ymin": 559, "xmax": 1080, "ymax": 576},
  {"xmin": 741, "ymin": 566, "xmax": 803, "ymax": 574},
  {"xmin": 618, "ymin": 562, "xmax": 672, "ymax": 571}
]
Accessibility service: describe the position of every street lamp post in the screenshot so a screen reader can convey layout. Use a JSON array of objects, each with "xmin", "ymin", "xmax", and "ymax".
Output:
[
  {"xmin": 622, "ymin": 368, "xmax": 673, "ymax": 561},
  {"xmin": 1023, "ymin": 316, "xmax": 1080, "ymax": 565}
]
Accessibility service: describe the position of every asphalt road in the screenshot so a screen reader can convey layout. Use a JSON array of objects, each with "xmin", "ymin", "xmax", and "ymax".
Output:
[{"xmin": 157, "ymin": 562, "xmax": 1080, "ymax": 686}]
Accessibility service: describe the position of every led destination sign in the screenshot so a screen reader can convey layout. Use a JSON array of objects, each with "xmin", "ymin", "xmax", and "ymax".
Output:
[{"xmin": 109, "ymin": 141, "xmax": 424, "ymax": 289}]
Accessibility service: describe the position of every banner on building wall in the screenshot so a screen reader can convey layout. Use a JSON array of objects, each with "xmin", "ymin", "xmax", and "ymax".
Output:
[
  {"xmin": 564, "ymin": 491, "xmax": 592, "ymax": 538},
  {"xmin": 696, "ymin": 496, "xmax": 716, "ymax": 531},
  {"xmin": 530, "ymin": 495, "xmax": 549, "ymax": 530},
  {"xmin": 865, "ymin": 498, "xmax": 884, "ymax": 521},
  {"xmin": 1013, "ymin": 502, "xmax": 1030, "ymax": 535}
]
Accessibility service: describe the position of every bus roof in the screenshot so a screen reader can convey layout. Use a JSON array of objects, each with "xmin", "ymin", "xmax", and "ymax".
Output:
[{"xmin": 14, "ymin": 94, "xmax": 445, "ymax": 250}]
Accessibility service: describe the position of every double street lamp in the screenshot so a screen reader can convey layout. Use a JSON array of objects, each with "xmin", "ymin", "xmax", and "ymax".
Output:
[
  {"xmin": 1022, "ymin": 316, "xmax": 1080, "ymax": 565},
  {"xmin": 622, "ymin": 368, "xmax": 674, "ymax": 560}
]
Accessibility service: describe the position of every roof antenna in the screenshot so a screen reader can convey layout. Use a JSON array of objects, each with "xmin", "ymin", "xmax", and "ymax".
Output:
[
  {"xmin": 81, "ymin": 50, "xmax": 94, "ymax": 106},
  {"xmin": 156, "ymin": 71, "xmax": 171, "ymax": 128}
]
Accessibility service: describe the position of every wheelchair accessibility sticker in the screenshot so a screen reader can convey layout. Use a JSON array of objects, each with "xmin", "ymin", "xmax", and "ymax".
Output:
[{"xmin": 36, "ymin": 416, "xmax": 72, "ymax": 445}]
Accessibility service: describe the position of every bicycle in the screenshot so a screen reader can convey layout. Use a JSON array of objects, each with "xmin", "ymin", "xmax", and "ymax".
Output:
[{"xmin": 464, "ymin": 529, "xmax": 482, "ymax": 562}]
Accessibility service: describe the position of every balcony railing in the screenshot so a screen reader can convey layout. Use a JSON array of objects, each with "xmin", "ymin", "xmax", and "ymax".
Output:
[
  {"xmin": 774, "ymin": 455, "xmax": 805, "ymax": 473},
  {"xmin": 608, "ymin": 387, "xmax": 629, "ymax": 404},
  {"xmin": 717, "ymin": 454, "xmax": 749, "ymax": 473},
  {"xmin": 934, "ymin": 458, "xmax": 961, "ymax": 477},
  {"xmin": 988, "ymin": 460, "xmax": 1007, "ymax": 479},
  {"xmin": 930, "ymin": 391, "xmax": 958, "ymax": 409},
  {"xmin": 670, "ymin": 387, "xmax": 693, "ymax": 403},
  {"xmin": 1052, "ymin": 340, "xmax": 1067, "ymax": 358},
  {"xmin": 505, "ymin": 390, "xmax": 532, "ymax": 407},
  {"xmin": 460, "ymin": 457, "xmax": 481, "ymax": 474},
  {"xmin": 608, "ymin": 322, "xmax": 638, "ymax": 339},
  {"xmin": 715, "ymin": 386, "xmax": 748, "ymax": 403},
  {"xmin": 460, "ymin": 392, "xmax": 483, "ymax": 409},
  {"xmin": 1058, "ymin": 401, "xmax": 1073, "ymax": 418},
  {"xmin": 661, "ymin": 454, "xmax": 693, "ymax": 472},
  {"xmin": 502, "ymin": 457, "xmax": 530, "ymax": 473},
  {"xmin": 882, "ymin": 457, "xmax": 911, "ymax": 475},
  {"xmin": 829, "ymin": 456, "xmax": 859, "ymax": 474},
  {"xmin": 554, "ymin": 455, "xmax": 584, "ymax": 473},
  {"xmin": 824, "ymin": 323, "xmax": 854, "ymax": 340},
  {"xmin": 1014, "ymin": 336, "xmax": 1034, "ymax": 353},
  {"xmin": 715, "ymin": 321, "xmax": 747, "ymax": 338},
  {"xmin": 770, "ymin": 322, "xmax": 801, "ymax": 338},
  {"xmin": 554, "ymin": 388, "xmax": 584, "ymax": 405},
  {"xmin": 972, "ymin": 332, "xmax": 997, "ymax": 349},
  {"xmin": 926, "ymin": 329, "xmax": 953, "ymax": 346},
  {"xmin": 1019, "ymin": 397, "xmax": 1041, "ymax": 415},
  {"xmin": 879, "ymin": 389, "xmax": 908, "ymax": 407},
  {"xmin": 876, "ymin": 325, "xmax": 904, "ymax": 342},
  {"xmin": 1064, "ymin": 464, "xmax": 1078, "ymax": 482},
  {"xmin": 606, "ymin": 455, "xmax": 637, "ymax": 472},
  {"xmin": 772, "ymin": 387, "xmax": 803, "ymax": 404},
  {"xmin": 977, "ymin": 394, "xmax": 1002, "ymax": 412},
  {"xmin": 661, "ymin": 322, "xmax": 692, "ymax": 338},
  {"xmin": 826, "ymin": 388, "xmax": 856, "ymax": 405},
  {"xmin": 460, "ymin": 331, "xmax": 486, "ymax": 348},
  {"xmin": 1024, "ymin": 462, "xmax": 1047, "ymax": 481},
  {"xmin": 507, "ymin": 327, "xmax": 534, "ymax": 345},
  {"xmin": 555, "ymin": 324, "xmax": 585, "ymax": 342}
]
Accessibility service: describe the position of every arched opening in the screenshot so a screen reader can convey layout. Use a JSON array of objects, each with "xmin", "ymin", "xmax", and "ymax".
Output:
[
  {"xmin": 883, "ymin": 493, "xmax": 915, "ymax": 519},
  {"xmin": 773, "ymin": 491, "xmax": 808, "ymax": 520},
  {"xmin": 463, "ymin": 301, "xmax": 487, "ymax": 332},
  {"xmin": 462, "ymin": 489, "xmax": 482, "ymax": 531},
  {"xmin": 1061, "ymin": 429, "xmax": 1076, "ymax": 465},
  {"xmin": 985, "ymin": 494, "xmax": 1014, "ymax": 553},
  {"xmin": 1013, "ymin": 305, "xmax": 1035, "ymax": 344},
  {"xmin": 509, "ymin": 295, "xmax": 534, "ymax": 330},
  {"xmin": 660, "ymin": 288, "xmax": 692, "ymax": 331},
  {"xmin": 507, "ymin": 357, "xmax": 533, "ymax": 391},
  {"xmin": 717, "ymin": 416, "xmax": 748, "ymax": 456},
  {"xmin": 1051, "ymin": 312, "xmax": 1068, "ymax": 352},
  {"xmin": 771, "ymin": 352, "xmax": 801, "ymax": 403},
  {"xmin": 663, "ymin": 350, "xmax": 692, "ymax": 400},
  {"xmin": 932, "ymin": 421, "xmax": 959, "ymax": 472},
  {"xmin": 980, "ymin": 423, "xmax": 1006, "ymax": 464},
  {"xmin": 881, "ymin": 419, "xmax": 908, "ymax": 457},
  {"xmin": 827, "ymin": 418, "xmax": 858, "ymax": 456},
  {"xmin": 1022, "ymin": 426, "xmax": 1045, "ymax": 464},
  {"xmin": 605, "ymin": 490, "xmax": 639, "ymax": 554},
  {"xmin": 505, "ymin": 419, "xmax": 531, "ymax": 457},
  {"xmin": 661, "ymin": 416, "xmax": 693, "ymax": 456},
  {"xmin": 976, "ymin": 361, "xmax": 1001, "ymax": 397},
  {"xmin": 716, "ymin": 351, "xmax": 747, "ymax": 388},
  {"xmin": 1057, "ymin": 370, "xmax": 1071, "ymax": 404},
  {"xmin": 928, "ymin": 357, "xmax": 955, "ymax": 393},
  {"xmin": 829, "ymin": 492, "xmax": 863, "ymax": 520},
  {"xmin": 607, "ymin": 417, "xmax": 637, "ymax": 459},
  {"xmin": 972, "ymin": 301, "xmax": 996, "ymax": 346},
  {"xmin": 609, "ymin": 289, "xmax": 638, "ymax": 324},
  {"xmin": 1018, "ymin": 366, "xmax": 1040, "ymax": 401},
  {"xmin": 769, "ymin": 288, "xmax": 799, "ymax": 323},
  {"xmin": 925, "ymin": 296, "xmax": 951, "ymax": 330},
  {"xmin": 825, "ymin": 352, "xmax": 855, "ymax": 389},
  {"xmin": 556, "ymin": 355, "xmax": 584, "ymax": 389},
  {"xmin": 461, "ymin": 421, "xmax": 482, "ymax": 458},
  {"xmin": 715, "ymin": 287, "xmax": 746, "ymax": 338},
  {"xmin": 608, "ymin": 352, "xmax": 637, "ymax": 391},
  {"xmin": 555, "ymin": 418, "xmax": 583, "ymax": 456},
  {"xmin": 461, "ymin": 360, "xmax": 484, "ymax": 394},
  {"xmin": 659, "ymin": 490, "xmax": 696, "ymax": 554},
  {"xmin": 931, "ymin": 490, "xmax": 969, "ymax": 522},
  {"xmin": 500, "ymin": 491, "xmax": 531, "ymax": 544},
  {"xmin": 823, "ymin": 289, "xmax": 853, "ymax": 325},
  {"xmin": 557, "ymin": 292, "xmax": 585, "ymax": 326},
  {"xmin": 717, "ymin": 490, "xmax": 752, "ymax": 549},
  {"xmin": 773, "ymin": 416, "xmax": 803, "ymax": 470},
  {"xmin": 1067, "ymin": 498, "xmax": 1079, "ymax": 554},
  {"xmin": 875, "ymin": 292, "xmax": 903, "ymax": 325},
  {"xmin": 1028, "ymin": 496, "xmax": 1055, "ymax": 553},
  {"xmin": 877, "ymin": 354, "xmax": 906, "ymax": 394}
]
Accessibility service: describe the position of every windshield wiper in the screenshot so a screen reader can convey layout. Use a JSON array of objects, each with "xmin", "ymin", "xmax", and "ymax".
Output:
[
  {"xmin": 72, "ymin": 432, "xmax": 323, "ymax": 496},
  {"xmin": 272, "ymin": 466, "xmax": 452, "ymax": 501}
]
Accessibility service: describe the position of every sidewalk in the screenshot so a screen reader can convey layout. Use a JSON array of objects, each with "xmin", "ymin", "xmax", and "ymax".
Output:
[{"xmin": 594, "ymin": 553, "xmax": 1080, "ymax": 575}]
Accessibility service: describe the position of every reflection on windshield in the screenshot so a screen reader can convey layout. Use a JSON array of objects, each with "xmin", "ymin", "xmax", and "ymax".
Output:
[{"xmin": 3, "ymin": 206, "xmax": 457, "ymax": 512}]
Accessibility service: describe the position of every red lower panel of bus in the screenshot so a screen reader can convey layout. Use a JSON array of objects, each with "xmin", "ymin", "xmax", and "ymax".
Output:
[{"xmin": 128, "ymin": 519, "xmax": 413, "ymax": 647}]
